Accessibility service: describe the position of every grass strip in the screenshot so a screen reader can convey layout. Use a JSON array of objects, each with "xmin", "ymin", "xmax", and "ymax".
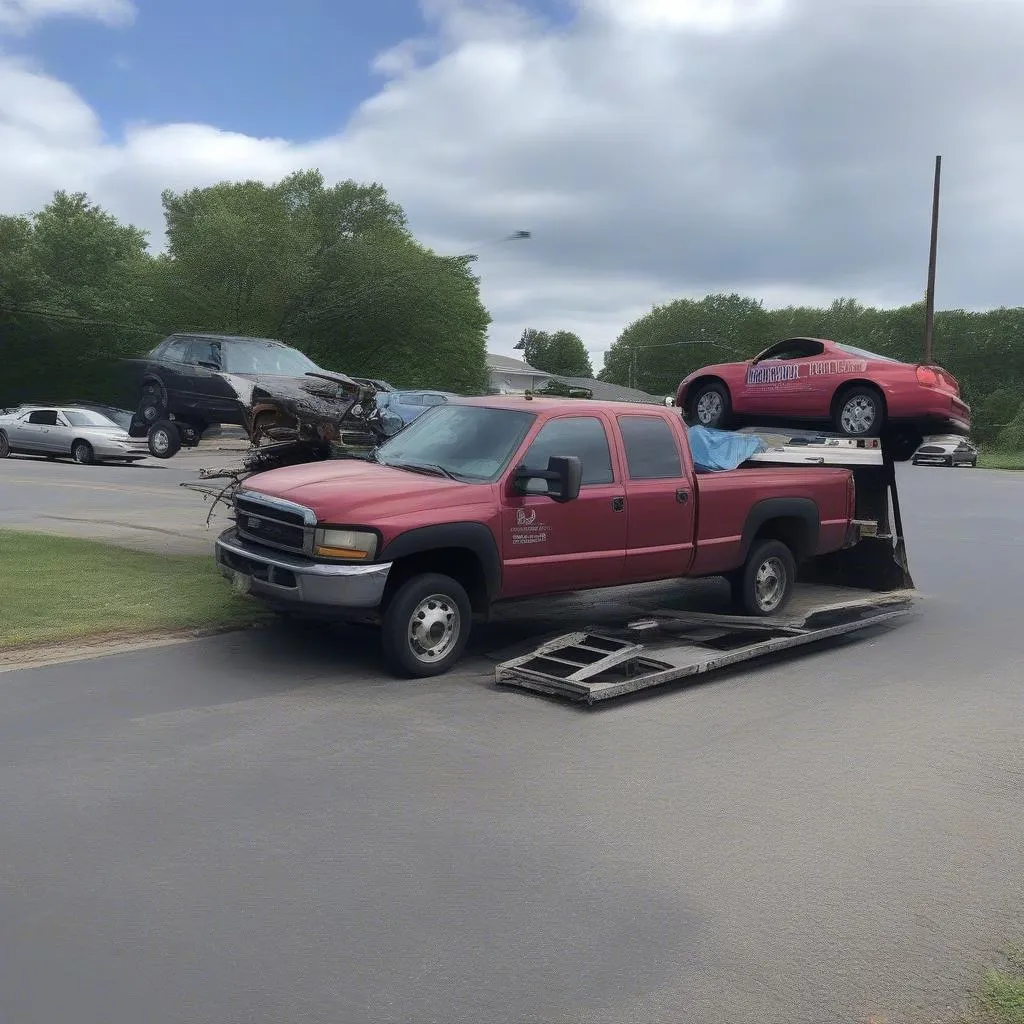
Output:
[{"xmin": 0, "ymin": 528, "xmax": 267, "ymax": 649}]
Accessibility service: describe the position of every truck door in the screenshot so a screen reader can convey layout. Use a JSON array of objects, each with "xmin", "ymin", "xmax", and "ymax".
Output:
[
  {"xmin": 500, "ymin": 414, "xmax": 627, "ymax": 598},
  {"xmin": 615, "ymin": 413, "xmax": 696, "ymax": 582}
]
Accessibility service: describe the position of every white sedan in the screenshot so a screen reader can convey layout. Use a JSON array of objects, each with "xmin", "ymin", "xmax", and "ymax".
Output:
[{"xmin": 0, "ymin": 405, "xmax": 149, "ymax": 464}]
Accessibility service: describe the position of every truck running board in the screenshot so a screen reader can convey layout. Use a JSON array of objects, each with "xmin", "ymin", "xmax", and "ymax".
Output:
[{"xmin": 495, "ymin": 587, "xmax": 917, "ymax": 705}]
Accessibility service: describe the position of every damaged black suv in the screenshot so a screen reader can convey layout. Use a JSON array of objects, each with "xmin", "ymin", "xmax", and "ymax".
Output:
[{"xmin": 125, "ymin": 333, "xmax": 377, "ymax": 458}]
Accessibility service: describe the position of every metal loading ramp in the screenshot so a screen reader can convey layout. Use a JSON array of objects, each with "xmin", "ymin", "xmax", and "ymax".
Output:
[{"xmin": 495, "ymin": 586, "xmax": 917, "ymax": 704}]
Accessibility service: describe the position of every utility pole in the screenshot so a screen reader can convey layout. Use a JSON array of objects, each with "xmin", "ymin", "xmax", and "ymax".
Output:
[{"xmin": 923, "ymin": 155, "xmax": 941, "ymax": 365}]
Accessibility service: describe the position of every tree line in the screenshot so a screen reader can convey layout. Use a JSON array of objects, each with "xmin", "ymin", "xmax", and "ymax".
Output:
[{"xmin": 0, "ymin": 171, "xmax": 492, "ymax": 410}]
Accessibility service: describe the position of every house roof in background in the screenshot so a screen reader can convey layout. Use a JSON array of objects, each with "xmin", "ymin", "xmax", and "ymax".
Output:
[{"xmin": 485, "ymin": 353, "xmax": 544, "ymax": 373}]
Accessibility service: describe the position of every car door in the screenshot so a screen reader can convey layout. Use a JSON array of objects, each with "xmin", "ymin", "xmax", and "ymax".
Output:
[
  {"xmin": 19, "ymin": 409, "xmax": 60, "ymax": 452},
  {"xmin": 500, "ymin": 413, "xmax": 627, "ymax": 598},
  {"xmin": 156, "ymin": 336, "xmax": 195, "ymax": 412},
  {"xmin": 615, "ymin": 413, "xmax": 696, "ymax": 582},
  {"xmin": 184, "ymin": 338, "xmax": 238, "ymax": 419},
  {"xmin": 738, "ymin": 339, "xmax": 826, "ymax": 418},
  {"xmin": 50, "ymin": 410, "xmax": 76, "ymax": 455}
]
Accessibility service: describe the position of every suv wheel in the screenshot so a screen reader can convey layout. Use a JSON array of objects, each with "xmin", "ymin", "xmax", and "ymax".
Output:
[
  {"xmin": 148, "ymin": 420, "xmax": 181, "ymax": 459},
  {"xmin": 733, "ymin": 539, "xmax": 796, "ymax": 617},
  {"xmin": 381, "ymin": 573, "xmax": 472, "ymax": 677}
]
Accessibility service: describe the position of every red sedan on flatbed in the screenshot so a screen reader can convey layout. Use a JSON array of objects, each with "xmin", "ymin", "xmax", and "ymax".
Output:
[{"xmin": 675, "ymin": 337, "xmax": 971, "ymax": 452}]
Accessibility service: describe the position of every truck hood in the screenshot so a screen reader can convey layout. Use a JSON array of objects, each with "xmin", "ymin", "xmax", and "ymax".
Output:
[{"xmin": 240, "ymin": 459, "xmax": 488, "ymax": 522}]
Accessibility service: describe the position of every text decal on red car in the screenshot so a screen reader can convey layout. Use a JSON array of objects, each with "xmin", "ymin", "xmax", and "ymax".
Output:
[{"xmin": 746, "ymin": 359, "xmax": 868, "ymax": 386}]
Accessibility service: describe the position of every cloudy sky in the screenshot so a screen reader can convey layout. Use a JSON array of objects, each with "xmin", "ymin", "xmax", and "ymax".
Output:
[{"xmin": 1, "ymin": 0, "xmax": 1021, "ymax": 369}]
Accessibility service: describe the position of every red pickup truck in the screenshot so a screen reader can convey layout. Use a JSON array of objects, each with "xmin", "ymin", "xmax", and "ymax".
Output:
[{"xmin": 215, "ymin": 397, "xmax": 865, "ymax": 677}]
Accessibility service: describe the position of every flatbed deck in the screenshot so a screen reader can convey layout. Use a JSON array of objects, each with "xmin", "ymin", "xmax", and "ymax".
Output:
[{"xmin": 495, "ymin": 584, "xmax": 917, "ymax": 704}]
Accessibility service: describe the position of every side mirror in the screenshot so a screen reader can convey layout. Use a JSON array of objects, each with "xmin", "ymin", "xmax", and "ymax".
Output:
[{"xmin": 513, "ymin": 455, "xmax": 582, "ymax": 503}]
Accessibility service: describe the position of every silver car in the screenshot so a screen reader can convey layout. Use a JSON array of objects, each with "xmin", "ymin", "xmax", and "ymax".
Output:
[
  {"xmin": 911, "ymin": 438, "xmax": 978, "ymax": 467},
  {"xmin": 0, "ymin": 405, "xmax": 150, "ymax": 465}
]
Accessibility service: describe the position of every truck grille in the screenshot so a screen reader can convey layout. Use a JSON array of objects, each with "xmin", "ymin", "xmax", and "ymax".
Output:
[{"xmin": 234, "ymin": 492, "xmax": 314, "ymax": 555}]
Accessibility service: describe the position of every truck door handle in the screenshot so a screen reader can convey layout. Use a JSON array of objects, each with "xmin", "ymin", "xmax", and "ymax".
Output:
[
  {"xmin": 612, "ymin": 497, "xmax": 625, "ymax": 512},
  {"xmin": 676, "ymin": 489, "xmax": 689, "ymax": 504}
]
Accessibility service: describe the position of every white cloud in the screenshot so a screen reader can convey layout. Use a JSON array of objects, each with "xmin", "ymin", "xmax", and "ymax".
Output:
[
  {"xmin": 0, "ymin": 0, "xmax": 134, "ymax": 32},
  {"xmin": 2, "ymin": 0, "xmax": 1024, "ymax": 370}
]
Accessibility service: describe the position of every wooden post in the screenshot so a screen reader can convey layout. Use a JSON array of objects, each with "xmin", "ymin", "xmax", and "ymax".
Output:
[{"xmin": 923, "ymin": 155, "xmax": 941, "ymax": 365}]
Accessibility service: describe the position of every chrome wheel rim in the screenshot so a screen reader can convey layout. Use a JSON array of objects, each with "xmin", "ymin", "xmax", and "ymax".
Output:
[
  {"xmin": 408, "ymin": 594, "xmax": 460, "ymax": 664},
  {"xmin": 696, "ymin": 391, "xmax": 723, "ymax": 423},
  {"xmin": 755, "ymin": 556, "xmax": 787, "ymax": 613},
  {"xmin": 73, "ymin": 444, "xmax": 88, "ymax": 463},
  {"xmin": 841, "ymin": 395, "xmax": 876, "ymax": 434},
  {"xmin": 151, "ymin": 429, "xmax": 170, "ymax": 455}
]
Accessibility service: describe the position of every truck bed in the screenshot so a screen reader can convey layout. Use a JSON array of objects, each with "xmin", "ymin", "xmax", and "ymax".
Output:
[{"xmin": 494, "ymin": 582, "xmax": 916, "ymax": 704}]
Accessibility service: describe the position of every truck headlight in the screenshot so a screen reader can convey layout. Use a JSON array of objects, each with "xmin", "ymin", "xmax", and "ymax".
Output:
[{"xmin": 313, "ymin": 527, "xmax": 378, "ymax": 560}]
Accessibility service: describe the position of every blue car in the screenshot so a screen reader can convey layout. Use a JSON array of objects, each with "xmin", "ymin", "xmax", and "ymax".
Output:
[{"xmin": 374, "ymin": 390, "xmax": 457, "ymax": 436}]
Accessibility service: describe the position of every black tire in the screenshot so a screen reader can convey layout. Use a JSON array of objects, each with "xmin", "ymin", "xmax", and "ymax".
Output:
[
  {"xmin": 0, "ymin": 430, "xmax": 9, "ymax": 458},
  {"xmin": 381, "ymin": 573, "xmax": 472, "ymax": 678},
  {"xmin": 71, "ymin": 440, "xmax": 94, "ymax": 465},
  {"xmin": 177, "ymin": 422, "xmax": 202, "ymax": 447},
  {"xmin": 138, "ymin": 379, "xmax": 167, "ymax": 426},
  {"xmin": 833, "ymin": 385, "xmax": 884, "ymax": 437},
  {"xmin": 687, "ymin": 380, "xmax": 732, "ymax": 429},
  {"xmin": 732, "ymin": 539, "xmax": 796, "ymax": 617},
  {"xmin": 148, "ymin": 419, "xmax": 181, "ymax": 459}
]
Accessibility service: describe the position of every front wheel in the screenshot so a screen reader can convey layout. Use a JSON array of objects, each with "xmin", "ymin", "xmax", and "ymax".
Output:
[
  {"xmin": 71, "ymin": 440, "xmax": 94, "ymax": 465},
  {"xmin": 0, "ymin": 431, "xmax": 9, "ymax": 458},
  {"xmin": 688, "ymin": 381, "xmax": 732, "ymax": 429},
  {"xmin": 732, "ymin": 539, "xmax": 796, "ymax": 617},
  {"xmin": 381, "ymin": 573, "xmax": 472, "ymax": 677}
]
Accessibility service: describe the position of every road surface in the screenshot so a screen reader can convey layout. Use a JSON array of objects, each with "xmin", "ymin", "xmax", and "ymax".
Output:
[{"xmin": 0, "ymin": 466, "xmax": 1022, "ymax": 1023}]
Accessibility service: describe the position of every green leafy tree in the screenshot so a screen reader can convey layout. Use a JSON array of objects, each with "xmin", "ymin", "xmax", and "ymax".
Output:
[{"xmin": 518, "ymin": 328, "xmax": 593, "ymax": 377}]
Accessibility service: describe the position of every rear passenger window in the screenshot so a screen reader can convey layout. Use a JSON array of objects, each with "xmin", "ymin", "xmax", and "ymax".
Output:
[
  {"xmin": 521, "ymin": 416, "xmax": 614, "ymax": 486},
  {"xmin": 618, "ymin": 415, "xmax": 683, "ymax": 480}
]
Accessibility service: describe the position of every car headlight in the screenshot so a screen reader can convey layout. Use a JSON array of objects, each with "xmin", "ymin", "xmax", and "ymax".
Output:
[{"xmin": 313, "ymin": 527, "xmax": 378, "ymax": 560}]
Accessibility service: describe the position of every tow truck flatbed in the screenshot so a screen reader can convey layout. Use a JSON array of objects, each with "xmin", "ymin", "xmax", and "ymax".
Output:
[{"xmin": 495, "ymin": 584, "xmax": 916, "ymax": 704}]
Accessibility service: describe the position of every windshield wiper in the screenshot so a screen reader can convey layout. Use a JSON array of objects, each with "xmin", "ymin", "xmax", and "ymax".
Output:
[{"xmin": 382, "ymin": 459, "xmax": 458, "ymax": 480}]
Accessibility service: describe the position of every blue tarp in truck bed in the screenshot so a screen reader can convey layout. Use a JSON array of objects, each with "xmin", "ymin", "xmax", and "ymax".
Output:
[{"xmin": 687, "ymin": 425, "xmax": 767, "ymax": 472}]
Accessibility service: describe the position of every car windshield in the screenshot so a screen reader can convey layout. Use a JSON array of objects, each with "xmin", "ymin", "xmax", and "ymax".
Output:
[
  {"xmin": 376, "ymin": 404, "xmax": 536, "ymax": 481},
  {"xmin": 224, "ymin": 342, "xmax": 321, "ymax": 376},
  {"xmin": 63, "ymin": 410, "xmax": 118, "ymax": 427},
  {"xmin": 833, "ymin": 343, "xmax": 901, "ymax": 364}
]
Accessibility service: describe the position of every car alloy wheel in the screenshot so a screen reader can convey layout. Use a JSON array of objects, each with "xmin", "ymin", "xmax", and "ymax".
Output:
[{"xmin": 72, "ymin": 440, "xmax": 94, "ymax": 465}]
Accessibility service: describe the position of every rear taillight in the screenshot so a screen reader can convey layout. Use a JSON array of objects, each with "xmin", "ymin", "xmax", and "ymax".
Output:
[{"xmin": 916, "ymin": 365, "xmax": 959, "ymax": 395}]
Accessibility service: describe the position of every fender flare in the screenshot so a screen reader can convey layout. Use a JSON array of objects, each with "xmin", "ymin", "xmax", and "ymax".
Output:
[
  {"xmin": 739, "ymin": 497, "xmax": 820, "ymax": 561},
  {"xmin": 379, "ymin": 522, "xmax": 501, "ymax": 600}
]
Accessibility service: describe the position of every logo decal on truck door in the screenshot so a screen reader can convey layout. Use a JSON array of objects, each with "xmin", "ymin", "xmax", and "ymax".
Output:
[{"xmin": 511, "ymin": 507, "xmax": 547, "ymax": 545}]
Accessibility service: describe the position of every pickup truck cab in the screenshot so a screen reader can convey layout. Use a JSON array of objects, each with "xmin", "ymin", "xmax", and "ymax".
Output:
[{"xmin": 215, "ymin": 397, "xmax": 862, "ymax": 677}]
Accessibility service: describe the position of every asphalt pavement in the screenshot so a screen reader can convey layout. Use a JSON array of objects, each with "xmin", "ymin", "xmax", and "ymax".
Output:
[
  {"xmin": 1, "ymin": 464, "xmax": 1023, "ymax": 1023},
  {"xmin": 0, "ymin": 443, "xmax": 245, "ymax": 554}
]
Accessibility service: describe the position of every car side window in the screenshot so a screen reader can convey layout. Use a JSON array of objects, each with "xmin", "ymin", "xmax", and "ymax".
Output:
[
  {"xmin": 520, "ymin": 416, "xmax": 614, "ymax": 488},
  {"xmin": 28, "ymin": 410, "xmax": 59, "ymax": 426},
  {"xmin": 187, "ymin": 340, "xmax": 222, "ymax": 368},
  {"xmin": 618, "ymin": 415, "xmax": 684, "ymax": 480},
  {"xmin": 162, "ymin": 339, "xmax": 191, "ymax": 362}
]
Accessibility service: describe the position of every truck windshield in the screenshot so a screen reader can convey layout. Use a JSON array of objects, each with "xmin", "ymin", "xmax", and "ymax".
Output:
[
  {"xmin": 376, "ymin": 405, "xmax": 536, "ymax": 481},
  {"xmin": 225, "ymin": 343, "xmax": 321, "ymax": 376}
]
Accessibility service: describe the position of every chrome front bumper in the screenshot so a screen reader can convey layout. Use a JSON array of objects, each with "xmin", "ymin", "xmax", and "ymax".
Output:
[{"xmin": 215, "ymin": 527, "xmax": 392, "ymax": 610}]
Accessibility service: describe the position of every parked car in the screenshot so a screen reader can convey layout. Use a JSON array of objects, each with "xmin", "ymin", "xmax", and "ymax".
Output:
[
  {"xmin": 675, "ymin": 337, "xmax": 971, "ymax": 454},
  {"xmin": 373, "ymin": 390, "xmax": 458, "ymax": 436},
  {"xmin": 0, "ymin": 405, "xmax": 149, "ymax": 464},
  {"xmin": 912, "ymin": 438, "xmax": 978, "ymax": 467},
  {"xmin": 215, "ymin": 396, "xmax": 878, "ymax": 677}
]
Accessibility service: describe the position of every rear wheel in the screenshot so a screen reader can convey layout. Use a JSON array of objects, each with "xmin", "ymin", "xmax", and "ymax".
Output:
[
  {"xmin": 688, "ymin": 381, "xmax": 732, "ymax": 429},
  {"xmin": 138, "ymin": 380, "xmax": 167, "ymax": 425},
  {"xmin": 0, "ymin": 431, "xmax": 9, "ymax": 458},
  {"xmin": 834, "ymin": 385, "xmax": 884, "ymax": 437},
  {"xmin": 148, "ymin": 420, "xmax": 181, "ymax": 459},
  {"xmin": 71, "ymin": 440, "xmax": 94, "ymax": 465},
  {"xmin": 732, "ymin": 539, "xmax": 796, "ymax": 617},
  {"xmin": 381, "ymin": 573, "xmax": 472, "ymax": 677}
]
